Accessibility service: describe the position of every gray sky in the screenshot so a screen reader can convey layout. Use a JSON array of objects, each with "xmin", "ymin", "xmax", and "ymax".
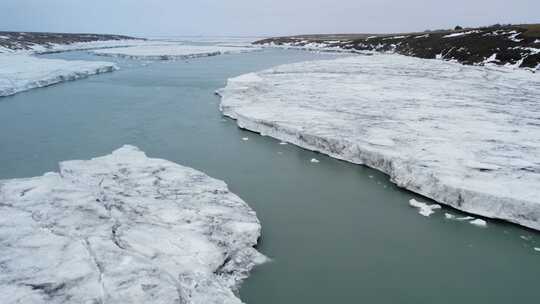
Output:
[{"xmin": 0, "ymin": 0, "xmax": 538, "ymax": 37}]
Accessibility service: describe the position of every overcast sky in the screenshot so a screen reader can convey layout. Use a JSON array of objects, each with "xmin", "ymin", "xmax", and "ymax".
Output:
[{"xmin": 0, "ymin": 0, "xmax": 538, "ymax": 37}]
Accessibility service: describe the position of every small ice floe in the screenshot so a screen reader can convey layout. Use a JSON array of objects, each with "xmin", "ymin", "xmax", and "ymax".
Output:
[
  {"xmin": 445, "ymin": 213, "xmax": 486, "ymax": 227},
  {"xmin": 409, "ymin": 199, "xmax": 441, "ymax": 217},
  {"xmin": 445, "ymin": 213, "xmax": 475, "ymax": 221},
  {"xmin": 242, "ymin": 137, "xmax": 249, "ymax": 141},
  {"xmin": 520, "ymin": 235, "xmax": 532, "ymax": 241},
  {"xmin": 368, "ymin": 175, "xmax": 374, "ymax": 179},
  {"xmin": 310, "ymin": 158, "xmax": 320, "ymax": 163},
  {"xmin": 534, "ymin": 247, "xmax": 540, "ymax": 252},
  {"xmin": 469, "ymin": 219, "xmax": 488, "ymax": 227},
  {"xmin": 279, "ymin": 142, "xmax": 287, "ymax": 145}
]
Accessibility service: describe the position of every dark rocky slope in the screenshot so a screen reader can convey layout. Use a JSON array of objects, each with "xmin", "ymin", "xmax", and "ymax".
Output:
[
  {"xmin": 255, "ymin": 24, "xmax": 540, "ymax": 69},
  {"xmin": 0, "ymin": 31, "xmax": 140, "ymax": 52}
]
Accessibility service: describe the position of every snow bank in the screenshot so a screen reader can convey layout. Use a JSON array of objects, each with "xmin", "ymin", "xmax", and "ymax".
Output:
[
  {"xmin": 0, "ymin": 54, "xmax": 117, "ymax": 97},
  {"xmin": 93, "ymin": 45, "xmax": 261, "ymax": 60},
  {"xmin": 0, "ymin": 39, "xmax": 151, "ymax": 55},
  {"xmin": 0, "ymin": 145, "xmax": 265, "ymax": 304},
  {"xmin": 28, "ymin": 39, "xmax": 149, "ymax": 54},
  {"xmin": 219, "ymin": 54, "xmax": 540, "ymax": 231}
]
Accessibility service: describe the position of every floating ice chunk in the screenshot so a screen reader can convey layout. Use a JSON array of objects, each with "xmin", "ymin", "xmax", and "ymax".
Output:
[
  {"xmin": 470, "ymin": 219, "xmax": 488, "ymax": 227},
  {"xmin": 279, "ymin": 142, "xmax": 288, "ymax": 145},
  {"xmin": 534, "ymin": 247, "xmax": 540, "ymax": 252},
  {"xmin": 0, "ymin": 54, "xmax": 117, "ymax": 97},
  {"xmin": 0, "ymin": 146, "xmax": 265, "ymax": 303},
  {"xmin": 310, "ymin": 158, "xmax": 320, "ymax": 163},
  {"xmin": 445, "ymin": 213, "xmax": 479, "ymax": 223},
  {"xmin": 242, "ymin": 137, "xmax": 249, "ymax": 141},
  {"xmin": 409, "ymin": 199, "xmax": 442, "ymax": 217}
]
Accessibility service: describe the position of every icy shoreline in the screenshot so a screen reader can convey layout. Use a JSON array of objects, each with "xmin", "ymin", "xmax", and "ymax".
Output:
[
  {"xmin": 0, "ymin": 146, "xmax": 265, "ymax": 304},
  {"xmin": 219, "ymin": 54, "xmax": 540, "ymax": 231},
  {"xmin": 0, "ymin": 55, "xmax": 118, "ymax": 97},
  {"xmin": 93, "ymin": 45, "xmax": 262, "ymax": 60}
]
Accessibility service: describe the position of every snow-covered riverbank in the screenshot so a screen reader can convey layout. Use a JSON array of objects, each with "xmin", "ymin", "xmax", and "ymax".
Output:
[
  {"xmin": 0, "ymin": 54, "xmax": 118, "ymax": 97},
  {"xmin": 0, "ymin": 34, "xmax": 145, "ymax": 97},
  {"xmin": 0, "ymin": 145, "xmax": 265, "ymax": 304},
  {"xmin": 0, "ymin": 32, "xmax": 262, "ymax": 97},
  {"xmin": 219, "ymin": 54, "xmax": 540, "ymax": 231}
]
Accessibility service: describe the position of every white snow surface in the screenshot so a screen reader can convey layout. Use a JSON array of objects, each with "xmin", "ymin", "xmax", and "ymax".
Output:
[
  {"xmin": 0, "ymin": 145, "xmax": 265, "ymax": 304},
  {"xmin": 443, "ymin": 30, "xmax": 480, "ymax": 38},
  {"xmin": 0, "ymin": 54, "xmax": 117, "ymax": 97},
  {"xmin": 93, "ymin": 45, "xmax": 261, "ymax": 60},
  {"xmin": 219, "ymin": 54, "xmax": 540, "ymax": 230},
  {"xmin": 0, "ymin": 39, "xmax": 151, "ymax": 55}
]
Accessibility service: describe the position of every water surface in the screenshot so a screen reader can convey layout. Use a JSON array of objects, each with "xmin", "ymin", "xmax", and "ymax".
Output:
[{"xmin": 0, "ymin": 49, "xmax": 538, "ymax": 303}]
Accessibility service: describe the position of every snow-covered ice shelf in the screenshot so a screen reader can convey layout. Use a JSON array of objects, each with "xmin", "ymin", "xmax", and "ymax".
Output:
[
  {"xmin": 93, "ymin": 45, "xmax": 261, "ymax": 60},
  {"xmin": 0, "ymin": 54, "xmax": 117, "ymax": 97},
  {"xmin": 0, "ymin": 146, "xmax": 265, "ymax": 304},
  {"xmin": 219, "ymin": 54, "xmax": 540, "ymax": 230},
  {"xmin": 0, "ymin": 38, "xmax": 150, "ymax": 55}
]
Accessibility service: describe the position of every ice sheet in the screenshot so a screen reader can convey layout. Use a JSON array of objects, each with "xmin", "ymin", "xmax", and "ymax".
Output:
[
  {"xmin": 219, "ymin": 54, "xmax": 540, "ymax": 230},
  {"xmin": 0, "ymin": 145, "xmax": 265, "ymax": 304}
]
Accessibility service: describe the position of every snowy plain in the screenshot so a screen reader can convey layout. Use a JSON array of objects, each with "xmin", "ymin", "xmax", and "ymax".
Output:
[
  {"xmin": 0, "ymin": 146, "xmax": 265, "ymax": 304},
  {"xmin": 93, "ymin": 45, "xmax": 261, "ymax": 60},
  {"xmin": 219, "ymin": 53, "xmax": 540, "ymax": 230},
  {"xmin": 0, "ymin": 54, "xmax": 117, "ymax": 97}
]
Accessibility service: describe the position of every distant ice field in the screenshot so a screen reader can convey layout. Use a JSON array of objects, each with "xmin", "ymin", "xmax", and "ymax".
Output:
[{"xmin": 93, "ymin": 44, "xmax": 261, "ymax": 60}]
